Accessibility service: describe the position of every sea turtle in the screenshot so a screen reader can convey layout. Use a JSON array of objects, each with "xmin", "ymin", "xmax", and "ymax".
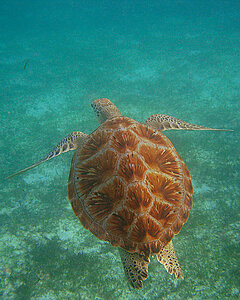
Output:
[{"xmin": 7, "ymin": 98, "xmax": 231, "ymax": 288}]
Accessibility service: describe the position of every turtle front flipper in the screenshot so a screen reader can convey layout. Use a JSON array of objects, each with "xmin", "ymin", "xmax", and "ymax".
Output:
[
  {"xmin": 146, "ymin": 114, "xmax": 233, "ymax": 131},
  {"xmin": 119, "ymin": 248, "xmax": 150, "ymax": 289},
  {"xmin": 6, "ymin": 131, "xmax": 87, "ymax": 179},
  {"xmin": 157, "ymin": 240, "xmax": 184, "ymax": 280},
  {"xmin": 91, "ymin": 98, "xmax": 122, "ymax": 124}
]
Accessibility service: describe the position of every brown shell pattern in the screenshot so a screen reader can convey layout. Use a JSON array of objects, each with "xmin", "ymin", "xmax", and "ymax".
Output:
[{"xmin": 68, "ymin": 117, "xmax": 193, "ymax": 256}]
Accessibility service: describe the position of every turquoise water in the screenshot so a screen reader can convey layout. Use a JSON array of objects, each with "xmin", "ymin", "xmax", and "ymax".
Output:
[{"xmin": 1, "ymin": 0, "xmax": 239, "ymax": 299}]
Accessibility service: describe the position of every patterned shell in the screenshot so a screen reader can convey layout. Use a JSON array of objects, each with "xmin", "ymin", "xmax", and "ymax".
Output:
[{"xmin": 68, "ymin": 116, "xmax": 193, "ymax": 256}]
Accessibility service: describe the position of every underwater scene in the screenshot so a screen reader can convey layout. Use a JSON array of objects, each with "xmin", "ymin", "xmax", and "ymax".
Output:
[{"xmin": 1, "ymin": 0, "xmax": 239, "ymax": 299}]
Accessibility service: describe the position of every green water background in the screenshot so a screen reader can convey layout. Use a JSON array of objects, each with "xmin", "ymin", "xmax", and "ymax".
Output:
[{"xmin": 0, "ymin": 0, "xmax": 239, "ymax": 299}]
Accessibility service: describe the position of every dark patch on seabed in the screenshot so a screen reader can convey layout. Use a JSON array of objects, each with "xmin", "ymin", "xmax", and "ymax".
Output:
[{"xmin": 0, "ymin": 0, "xmax": 239, "ymax": 299}]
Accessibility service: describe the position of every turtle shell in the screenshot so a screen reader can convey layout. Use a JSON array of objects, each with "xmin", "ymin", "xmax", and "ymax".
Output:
[{"xmin": 68, "ymin": 116, "xmax": 193, "ymax": 256}]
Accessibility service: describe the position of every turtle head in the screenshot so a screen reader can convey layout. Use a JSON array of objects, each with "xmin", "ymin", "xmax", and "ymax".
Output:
[{"xmin": 91, "ymin": 98, "xmax": 122, "ymax": 123}]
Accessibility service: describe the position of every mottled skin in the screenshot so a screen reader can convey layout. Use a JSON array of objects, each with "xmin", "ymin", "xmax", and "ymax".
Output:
[{"xmin": 7, "ymin": 98, "xmax": 231, "ymax": 288}]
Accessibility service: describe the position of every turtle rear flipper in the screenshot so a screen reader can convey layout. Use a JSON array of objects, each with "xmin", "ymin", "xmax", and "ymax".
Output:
[
  {"xmin": 6, "ymin": 131, "xmax": 87, "ymax": 179},
  {"xmin": 119, "ymin": 248, "xmax": 150, "ymax": 289},
  {"xmin": 146, "ymin": 114, "xmax": 233, "ymax": 132},
  {"xmin": 157, "ymin": 240, "xmax": 184, "ymax": 279}
]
